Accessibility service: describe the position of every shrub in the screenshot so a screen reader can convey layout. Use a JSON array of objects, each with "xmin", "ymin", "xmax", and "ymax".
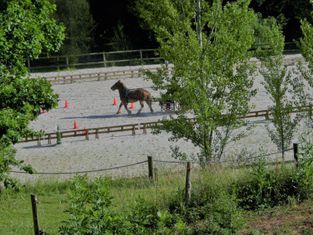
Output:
[
  {"xmin": 235, "ymin": 156, "xmax": 313, "ymax": 210},
  {"xmin": 128, "ymin": 197, "xmax": 188, "ymax": 235},
  {"xmin": 59, "ymin": 176, "xmax": 130, "ymax": 235},
  {"xmin": 166, "ymin": 173, "xmax": 244, "ymax": 234}
]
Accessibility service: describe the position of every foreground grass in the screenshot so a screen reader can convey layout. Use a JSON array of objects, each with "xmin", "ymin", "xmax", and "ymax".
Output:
[
  {"xmin": 0, "ymin": 170, "xmax": 187, "ymax": 235},
  {"xmin": 1, "ymin": 165, "xmax": 313, "ymax": 234},
  {"xmin": 242, "ymin": 199, "xmax": 313, "ymax": 234}
]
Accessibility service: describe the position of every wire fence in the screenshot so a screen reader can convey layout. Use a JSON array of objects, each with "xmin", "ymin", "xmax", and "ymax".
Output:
[{"xmin": 10, "ymin": 145, "xmax": 298, "ymax": 179}]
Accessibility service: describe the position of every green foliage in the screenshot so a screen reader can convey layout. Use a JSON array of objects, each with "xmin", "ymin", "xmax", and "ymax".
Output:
[
  {"xmin": 257, "ymin": 18, "xmax": 305, "ymax": 161},
  {"xmin": 0, "ymin": 0, "xmax": 64, "ymax": 190},
  {"xmin": 111, "ymin": 21, "xmax": 131, "ymax": 51},
  {"xmin": 54, "ymin": 0, "xmax": 94, "ymax": 56},
  {"xmin": 299, "ymin": 15, "xmax": 313, "ymax": 88},
  {"xmin": 59, "ymin": 176, "xmax": 128, "ymax": 235},
  {"xmin": 165, "ymin": 174, "xmax": 244, "ymax": 234},
  {"xmin": 0, "ymin": 144, "xmax": 32, "ymax": 191},
  {"xmin": 235, "ymin": 155, "xmax": 313, "ymax": 210},
  {"xmin": 137, "ymin": 0, "xmax": 260, "ymax": 163},
  {"xmin": 0, "ymin": 0, "xmax": 65, "ymax": 73},
  {"xmin": 59, "ymin": 176, "xmax": 188, "ymax": 235}
]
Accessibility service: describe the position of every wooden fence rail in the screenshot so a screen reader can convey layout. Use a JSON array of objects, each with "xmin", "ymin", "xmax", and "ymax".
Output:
[
  {"xmin": 30, "ymin": 66, "xmax": 166, "ymax": 85},
  {"xmin": 19, "ymin": 105, "xmax": 313, "ymax": 145},
  {"xmin": 28, "ymin": 48, "xmax": 162, "ymax": 72}
]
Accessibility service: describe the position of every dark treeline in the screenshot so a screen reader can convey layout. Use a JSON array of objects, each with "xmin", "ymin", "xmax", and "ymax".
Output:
[{"xmin": 54, "ymin": 0, "xmax": 313, "ymax": 54}]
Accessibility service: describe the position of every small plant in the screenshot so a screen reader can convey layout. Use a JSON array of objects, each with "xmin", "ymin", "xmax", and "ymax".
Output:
[{"xmin": 59, "ymin": 176, "xmax": 128, "ymax": 235}]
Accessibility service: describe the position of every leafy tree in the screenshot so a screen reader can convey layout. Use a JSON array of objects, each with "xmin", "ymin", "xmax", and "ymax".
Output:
[
  {"xmin": 251, "ymin": 0, "xmax": 313, "ymax": 41},
  {"xmin": 111, "ymin": 21, "xmax": 131, "ymax": 51},
  {"xmin": 0, "ymin": 0, "xmax": 64, "ymax": 189},
  {"xmin": 136, "ymin": 0, "xmax": 260, "ymax": 164},
  {"xmin": 256, "ymin": 18, "xmax": 306, "ymax": 161},
  {"xmin": 54, "ymin": 0, "xmax": 94, "ymax": 55},
  {"xmin": 299, "ymin": 4, "xmax": 313, "ymax": 88}
]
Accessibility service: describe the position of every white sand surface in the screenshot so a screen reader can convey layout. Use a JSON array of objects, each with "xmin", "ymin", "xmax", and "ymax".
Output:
[{"xmin": 12, "ymin": 54, "xmax": 311, "ymax": 182}]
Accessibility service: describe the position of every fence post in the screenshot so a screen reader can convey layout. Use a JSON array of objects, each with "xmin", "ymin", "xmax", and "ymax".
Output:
[
  {"xmin": 66, "ymin": 56, "xmax": 69, "ymax": 69},
  {"xmin": 84, "ymin": 129, "xmax": 89, "ymax": 140},
  {"xmin": 31, "ymin": 194, "xmax": 40, "ymax": 235},
  {"xmin": 132, "ymin": 126, "xmax": 136, "ymax": 136},
  {"xmin": 185, "ymin": 162, "xmax": 192, "ymax": 205},
  {"xmin": 293, "ymin": 143, "xmax": 299, "ymax": 168},
  {"xmin": 102, "ymin": 52, "xmax": 107, "ymax": 67},
  {"xmin": 139, "ymin": 49, "xmax": 143, "ymax": 65},
  {"xmin": 147, "ymin": 156, "xmax": 154, "ymax": 180},
  {"xmin": 95, "ymin": 129, "xmax": 99, "ymax": 139},
  {"xmin": 56, "ymin": 125, "xmax": 61, "ymax": 144},
  {"xmin": 48, "ymin": 134, "xmax": 51, "ymax": 145},
  {"xmin": 37, "ymin": 136, "xmax": 41, "ymax": 146}
]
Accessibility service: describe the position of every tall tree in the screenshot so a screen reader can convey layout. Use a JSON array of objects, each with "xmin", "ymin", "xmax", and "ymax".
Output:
[
  {"xmin": 54, "ymin": 0, "xmax": 94, "ymax": 55},
  {"xmin": 136, "ymin": 0, "xmax": 260, "ymax": 164},
  {"xmin": 251, "ymin": 0, "xmax": 313, "ymax": 42},
  {"xmin": 257, "ymin": 18, "xmax": 305, "ymax": 161},
  {"xmin": 0, "ymin": 0, "xmax": 64, "ymax": 189}
]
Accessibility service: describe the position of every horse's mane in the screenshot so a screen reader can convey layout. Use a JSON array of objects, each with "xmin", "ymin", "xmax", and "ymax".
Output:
[{"xmin": 119, "ymin": 81, "xmax": 128, "ymax": 90}]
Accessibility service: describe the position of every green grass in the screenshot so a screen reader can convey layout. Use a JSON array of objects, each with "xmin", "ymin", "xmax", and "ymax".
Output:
[
  {"xmin": 0, "ymin": 191, "xmax": 67, "ymax": 235},
  {"xmin": 1, "ymin": 165, "xmax": 312, "ymax": 234},
  {"xmin": 0, "ymin": 170, "xmax": 188, "ymax": 235}
]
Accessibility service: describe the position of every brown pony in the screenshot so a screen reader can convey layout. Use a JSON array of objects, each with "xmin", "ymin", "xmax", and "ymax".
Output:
[{"xmin": 111, "ymin": 80, "xmax": 154, "ymax": 115}]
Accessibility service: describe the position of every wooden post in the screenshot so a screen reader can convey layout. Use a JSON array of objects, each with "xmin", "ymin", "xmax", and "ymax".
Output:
[
  {"xmin": 132, "ymin": 126, "xmax": 136, "ymax": 136},
  {"xmin": 154, "ymin": 167, "xmax": 158, "ymax": 182},
  {"xmin": 147, "ymin": 156, "xmax": 154, "ymax": 180},
  {"xmin": 185, "ymin": 162, "xmax": 192, "ymax": 205},
  {"xmin": 48, "ymin": 134, "xmax": 51, "ymax": 145},
  {"xmin": 37, "ymin": 137, "xmax": 41, "ymax": 146},
  {"xmin": 139, "ymin": 49, "xmax": 143, "ymax": 65},
  {"xmin": 143, "ymin": 124, "xmax": 147, "ymax": 134},
  {"xmin": 65, "ymin": 56, "xmax": 69, "ymax": 69},
  {"xmin": 293, "ymin": 143, "xmax": 299, "ymax": 168},
  {"xmin": 95, "ymin": 129, "xmax": 99, "ymax": 139},
  {"xmin": 102, "ymin": 52, "xmax": 106, "ymax": 67},
  {"xmin": 265, "ymin": 110, "xmax": 269, "ymax": 120},
  {"xmin": 84, "ymin": 129, "xmax": 89, "ymax": 140},
  {"xmin": 56, "ymin": 125, "xmax": 61, "ymax": 144},
  {"xmin": 31, "ymin": 194, "xmax": 40, "ymax": 235}
]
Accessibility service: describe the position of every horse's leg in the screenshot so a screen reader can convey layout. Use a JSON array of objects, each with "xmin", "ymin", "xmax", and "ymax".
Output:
[
  {"xmin": 116, "ymin": 102, "xmax": 123, "ymax": 114},
  {"xmin": 122, "ymin": 101, "xmax": 131, "ymax": 115},
  {"xmin": 137, "ymin": 100, "xmax": 144, "ymax": 115},
  {"xmin": 146, "ymin": 99, "xmax": 154, "ymax": 113}
]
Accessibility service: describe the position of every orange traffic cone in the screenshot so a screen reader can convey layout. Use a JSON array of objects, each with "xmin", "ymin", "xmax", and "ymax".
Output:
[
  {"xmin": 129, "ymin": 102, "xmax": 135, "ymax": 109},
  {"xmin": 64, "ymin": 99, "xmax": 69, "ymax": 108},
  {"xmin": 73, "ymin": 119, "xmax": 78, "ymax": 129},
  {"xmin": 113, "ymin": 96, "xmax": 117, "ymax": 106}
]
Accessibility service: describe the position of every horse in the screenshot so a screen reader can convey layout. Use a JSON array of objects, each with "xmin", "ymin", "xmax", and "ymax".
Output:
[{"xmin": 111, "ymin": 80, "xmax": 154, "ymax": 115}]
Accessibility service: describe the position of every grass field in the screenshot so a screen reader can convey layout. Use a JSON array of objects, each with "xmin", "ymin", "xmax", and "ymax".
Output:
[{"xmin": 2, "ymin": 165, "xmax": 313, "ymax": 234}]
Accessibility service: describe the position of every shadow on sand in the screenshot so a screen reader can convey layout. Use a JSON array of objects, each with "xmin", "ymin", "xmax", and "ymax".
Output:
[{"xmin": 22, "ymin": 143, "xmax": 59, "ymax": 149}]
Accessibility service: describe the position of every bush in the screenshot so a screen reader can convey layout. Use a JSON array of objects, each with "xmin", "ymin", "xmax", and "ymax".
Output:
[
  {"xmin": 235, "ymin": 157, "xmax": 313, "ymax": 210},
  {"xmin": 59, "ymin": 176, "xmax": 130, "ymax": 235},
  {"xmin": 166, "ymin": 174, "xmax": 244, "ymax": 234},
  {"xmin": 59, "ymin": 176, "xmax": 188, "ymax": 235},
  {"xmin": 128, "ymin": 197, "xmax": 188, "ymax": 234}
]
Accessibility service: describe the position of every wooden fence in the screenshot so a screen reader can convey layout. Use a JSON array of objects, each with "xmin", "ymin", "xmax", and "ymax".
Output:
[
  {"xmin": 19, "ymin": 105, "xmax": 313, "ymax": 145},
  {"xmin": 28, "ymin": 49, "xmax": 162, "ymax": 72},
  {"xmin": 30, "ymin": 66, "xmax": 167, "ymax": 85}
]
